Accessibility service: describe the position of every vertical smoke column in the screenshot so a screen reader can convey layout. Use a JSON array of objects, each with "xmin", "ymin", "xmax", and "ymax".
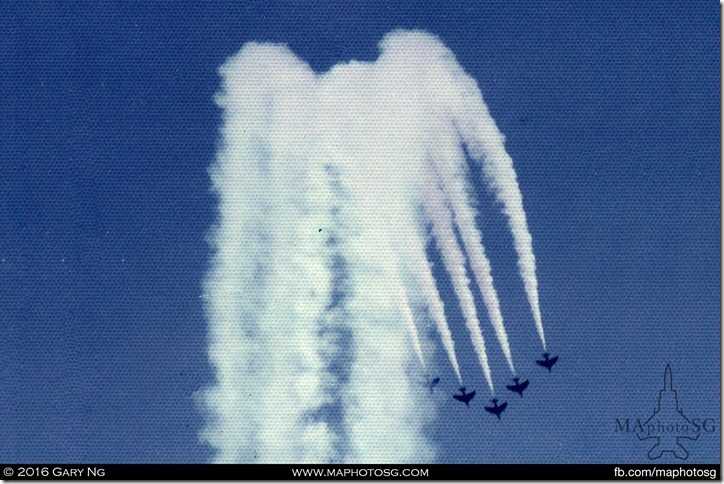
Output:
[
  {"xmin": 316, "ymin": 57, "xmax": 437, "ymax": 463},
  {"xmin": 202, "ymin": 44, "xmax": 338, "ymax": 463}
]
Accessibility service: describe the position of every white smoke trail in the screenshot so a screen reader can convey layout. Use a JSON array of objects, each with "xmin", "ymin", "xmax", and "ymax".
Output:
[
  {"xmin": 418, "ymin": 265, "xmax": 464, "ymax": 384},
  {"xmin": 481, "ymin": 147, "xmax": 546, "ymax": 350},
  {"xmin": 393, "ymin": 272, "xmax": 427, "ymax": 371},
  {"xmin": 451, "ymin": 78, "xmax": 547, "ymax": 350},
  {"xmin": 401, "ymin": 225, "xmax": 463, "ymax": 384},
  {"xmin": 422, "ymin": 177, "xmax": 494, "ymax": 394},
  {"xmin": 387, "ymin": 31, "xmax": 546, "ymax": 350},
  {"xmin": 428, "ymin": 128, "xmax": 516, "ymax": 375}
]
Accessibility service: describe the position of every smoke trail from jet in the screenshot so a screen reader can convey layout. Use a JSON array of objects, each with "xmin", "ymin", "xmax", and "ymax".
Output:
[
  {"xmin": 428, "ymin": 129, "xmax": 516, "ymax": 375},
  {"xmin": 451, "ymin": 82, "xmax": 546, "ymax": 349},
  {"xmin": 422, "ymin": 178, "xmax": 494, "ymax": 394},
  {"xmin": 481, "ymin": 148, "xmax": 545, "ymax": 350},
  {"xmin": 393, "ymin": 262, "xmax": 427, "ymax": 371},
  {"xmin": 402, "ymin": 227, "xmax": 463, "ymax": 384},
  {"xmin": 202, "ymin": 29, "xmax": 544, "ymax": 463}
]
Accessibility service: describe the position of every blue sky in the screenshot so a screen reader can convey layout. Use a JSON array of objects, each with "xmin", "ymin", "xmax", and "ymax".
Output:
[{"xmin": 0, "ymin": 1, "xmax": 719, "ymax": 463}]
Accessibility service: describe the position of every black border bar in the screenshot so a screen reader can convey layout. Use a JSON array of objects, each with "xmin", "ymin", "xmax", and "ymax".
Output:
[{"xmin": 0, "ymin": 464, "xmax": 720, "ymax": 480}]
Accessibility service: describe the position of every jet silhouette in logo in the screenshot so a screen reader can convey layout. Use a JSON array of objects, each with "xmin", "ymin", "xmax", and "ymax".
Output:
[{"xmin": 636, "ymin": 364, "xmax": 700, "ymax": 460}]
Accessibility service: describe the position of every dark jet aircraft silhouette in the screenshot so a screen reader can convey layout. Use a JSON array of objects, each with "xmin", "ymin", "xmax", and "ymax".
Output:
[
  {"xmin": 428, "ymin": 377, "xmax": 440, "ymax": 394},
  {"xmin": 536, "ymin": 352, "xmax": 559, "ymax": 372},
  {"xmin": 484, "ymin": 399, "xmax": 508, "ymax": 420},
  {"xmin": 506, "ymin": 377, "xmax": 529, "ymax": 397},
  {"xmin": 452, "ymin": 387, "xmax": 476, "ymax": 407}
]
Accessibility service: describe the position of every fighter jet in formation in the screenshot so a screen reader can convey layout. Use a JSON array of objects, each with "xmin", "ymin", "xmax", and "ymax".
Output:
[
  {"xmin": 452, "ymin": 387, "xmax": 476, "ymax": 407},
  {"xmin": 506, "ymin": 377, "xmax": 530, "ymax": 397},
  {"xmin": 536, "ymin": 353, "xmax": 559, "ymax": 372},
  {"xmin": 484, "ymin": 399, "xmax": 508, "ymax": 420}
]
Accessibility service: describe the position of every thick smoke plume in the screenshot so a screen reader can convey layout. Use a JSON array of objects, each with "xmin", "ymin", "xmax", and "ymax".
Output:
[{"xmin": 201, "ymin": 30, "xmax": 544, "ymax": 463}]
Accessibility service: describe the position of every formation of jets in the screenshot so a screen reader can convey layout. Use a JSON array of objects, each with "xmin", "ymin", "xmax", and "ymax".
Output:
[{"xmin": 431, "ymin": 352, "xmax": 559, "ymax": 420}]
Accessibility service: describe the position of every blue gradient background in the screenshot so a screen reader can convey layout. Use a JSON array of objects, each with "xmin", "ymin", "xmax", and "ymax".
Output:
[{"xmin": 0, "ymin": 1, "xmax": 719, "ymax": 463}]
